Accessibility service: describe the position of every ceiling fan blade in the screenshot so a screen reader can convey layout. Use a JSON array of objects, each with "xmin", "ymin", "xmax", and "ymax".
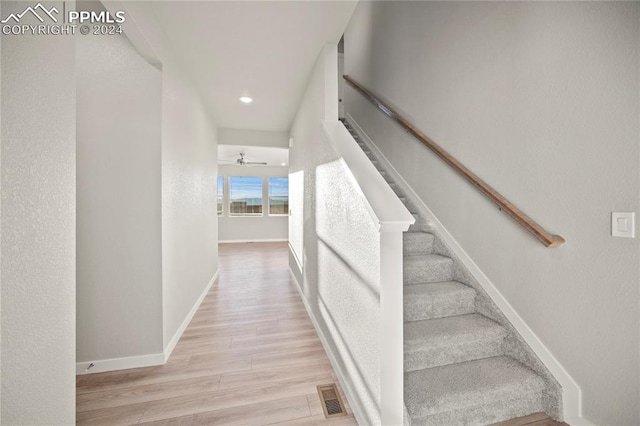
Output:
[
  {"xmin": 246, "ymin": 161, "xmax": 268, "ymax": 165},
  {"xmin": 219, "ymin": 159, "xmax": 238, "ymax": 163}
]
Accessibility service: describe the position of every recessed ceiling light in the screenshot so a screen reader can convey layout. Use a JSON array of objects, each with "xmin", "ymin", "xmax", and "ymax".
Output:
[
  {"xmin": 281, "ymin": 163, "xmax": 287, "ymax": 166},
  {"xmin": 239, "ymin": 96, "xmax": 253, "ymax": 104}
]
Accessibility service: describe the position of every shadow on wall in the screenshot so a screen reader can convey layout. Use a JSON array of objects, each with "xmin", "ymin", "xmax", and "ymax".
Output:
[
  {"xmin": 317, "ymin": 236, "xmax": 379, "ymax": 301},
  {"xmin": 312, "ymin": 159, "xmax": 382, "ymax": 423},
  {"xmin": 318, "ymin": 293, "xmax": 379, "ymax": 417}
]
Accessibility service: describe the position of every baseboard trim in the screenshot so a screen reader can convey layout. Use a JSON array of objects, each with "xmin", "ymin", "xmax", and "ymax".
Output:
[
  {"xmin": 287, "ymin": 260, "xmax": 369, "ymax": 426},
  {"xmin": 288, "ymin": 241, "xmax": 303, "ymax": 272},
  {"xmin": 163, "ymin": 270, "xmax": 219, "ymax": 362},
  {"xmin": 346, "ymin": 113, "xmax": 591, "ymax": 426},
  {"xmin": 76, "ymin": 271, "xmax": 219, "ymax": 375},
  {"xmin": 219, "ymin": 238, "xmax": 288, "ymax": 243},
  {"xmin": 76, "ymin": 352, "xmax": 164, "ymax": 375}
]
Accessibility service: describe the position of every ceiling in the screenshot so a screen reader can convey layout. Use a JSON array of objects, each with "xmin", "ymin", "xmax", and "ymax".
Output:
[
  {"xmin": 218, "ymin": 145, "xmax": 289, "ymax": 167},
  {"xmin": 142, "ymin": 1, "xmax": 356, "ymax": 132}
]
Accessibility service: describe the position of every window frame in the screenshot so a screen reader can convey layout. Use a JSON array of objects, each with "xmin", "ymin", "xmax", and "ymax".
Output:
[
  {"xmin": 217, "ymin": 176, "xmax": 224, "ymax": 217},
  {"xmin": 267, "ymin": 177, "xmax": 289, "ymax": 217},
  {"xmin": 228, "ymin": 175, "xmax": 264, "ymax": 217}
]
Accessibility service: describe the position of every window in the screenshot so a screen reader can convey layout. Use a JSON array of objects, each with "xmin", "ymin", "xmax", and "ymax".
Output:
[
  {"xmin": 229, "ymin": 176, "xmax": 263, "ymax": 216},
  {"xmin": 268, "ymin": 177, "xmax": 289, "ymax": 215},
  {"xmin": 217, "ymin": 176, "xmax": 223, "ymax": 216}
]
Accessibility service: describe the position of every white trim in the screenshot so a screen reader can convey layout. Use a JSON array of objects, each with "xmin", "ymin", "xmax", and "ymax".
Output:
[
  {"xmin": 322, "ymin": 120, "xmax": 414, "ymax": 233},
  {"xmin": 163, "ymin": 271, "xmax": 219, "ymax": 362},
  {"xmin": 76, "ymin": 271, "xmax": 219, "ymax": 375},
  {"xmin": 76, "ymin": 352, "xmax": 164, "ymax": 375},
  {"xmin": 379, "ymin": 231, "xmax": 405, "ymax": 425},
  {"xmin": 288, "ymin": 241, "xmax": 303, "ymax": 273},
  {"xmin": 346, "ymin": 113, "xmax": 592, "ymax": 426},
  {"xmin": 102, "ymin": 0, "xmax": 162, "ymax": 69},
  {"xmin": 288, "ymin": 261, "xmax": 369, "ymax": 426},
  {"xmin": 219, "ymin": 238, "xmax": 288, "ymax": 243}
]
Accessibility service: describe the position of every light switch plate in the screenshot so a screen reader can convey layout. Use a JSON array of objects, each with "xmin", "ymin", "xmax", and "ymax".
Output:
[{"xmin": 612, "ymin": 212, "xmax": 635, "ymax": 238}]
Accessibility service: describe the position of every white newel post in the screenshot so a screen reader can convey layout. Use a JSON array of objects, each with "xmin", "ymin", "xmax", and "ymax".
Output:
[{"xmin": 379, "ymin": 228, "xmax": 405, "ymax": 426}]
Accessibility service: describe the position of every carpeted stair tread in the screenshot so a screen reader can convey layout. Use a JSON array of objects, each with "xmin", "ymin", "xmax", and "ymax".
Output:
[
  {"xmin": 404, "ymin": 232, "xmax": 434, "ymax": 256},
  {"xmin": 379, "ymin": 171, "xmax": 394, "ymax": 183},
  {"xmin": 404, "ymin": 254, "xmax": 453, "ymax": 284},
  {"xmin": 389, "ymin": 182, "xmax": 404, "ymax": 196},
  {"xmin": 404, "ymin": 281, "xmax": 476, "ymax": 321},
  {"xmin": 404, "ymin": 314, "xmax": 506, "ymax": 371},
  {"xmin": 405, "ymin": 356, "xmax": 545, "ymax": 423}
]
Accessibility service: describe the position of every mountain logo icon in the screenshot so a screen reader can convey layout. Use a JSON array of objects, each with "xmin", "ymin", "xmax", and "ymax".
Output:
[{"xmin": 1, "ymin": 3, "xmax": 59, "ymax": 24}]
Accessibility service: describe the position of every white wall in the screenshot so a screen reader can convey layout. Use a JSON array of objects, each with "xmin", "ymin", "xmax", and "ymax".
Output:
[
  {"xmin": 1, "ymin": 1, "xmax": 76, "ymax": 422},
  {"xmin": 218, "ymin": 165, "xmax": 288, "ymax": 242},
  {"xmin": 160, "ymin": 62, "xmax": 218, "ymax": 351},
  {"xmin": 1, "ymin": 1, "xmax": 3, "ymax": 417},
  {"xmin": 116, "ymin": 1, "xmax": 220, "ymax": 353},
  {"xmin": 345, "ymin": 2, "xmax": 640, "ymax": 424},
  {"xmin": 290, "ymin": 45, "xmax": 382, "ymax": 425},
  {"xmin": 219, "ymin": 128, "xmax": 289, "ymax": 148},
  {"xmin": 76, "ymin": 27, "xmax": 163, "ymax": 364}
]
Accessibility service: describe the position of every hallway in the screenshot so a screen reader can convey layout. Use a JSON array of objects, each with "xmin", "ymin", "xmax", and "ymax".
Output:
[{"xmin": 76, "ymin": 242, "xmax": 356, "ymax": 425}]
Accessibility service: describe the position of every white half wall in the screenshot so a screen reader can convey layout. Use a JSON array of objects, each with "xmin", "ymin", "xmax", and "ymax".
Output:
[
  {"xmin": 218, "ymin": 165, "xmax": 288, "ymax": 242},
  {"xmin": 290, "ymin": 44, "xmax": 382, "ymax": 425},
  {"xmin": 344, "ymin": 2, "xmax": 640, "ymax": 424},
  {"xmin": 1, "ymin": 1, "xmax": 76, "ymax": 422},
  {"xmin": 77, "ymin": 20, "xmax": 163, "ymax": 366}
]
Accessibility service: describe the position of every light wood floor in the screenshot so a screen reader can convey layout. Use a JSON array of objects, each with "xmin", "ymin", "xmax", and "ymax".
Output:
[
  {"xmin": 77, "ymin": 242, "xmax": 357, "ymax": 425},
  {"xmin": 491, "ymin": 413, "xmax": 567, "ymax": 426}
]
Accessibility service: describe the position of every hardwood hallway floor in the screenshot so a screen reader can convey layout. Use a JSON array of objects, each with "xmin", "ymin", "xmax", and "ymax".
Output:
[{"xmin": 77, "ymin": 242, "xmax": 357, "ymax": 425}]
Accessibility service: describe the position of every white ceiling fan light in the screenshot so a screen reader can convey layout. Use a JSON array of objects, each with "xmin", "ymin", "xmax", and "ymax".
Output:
[
  {"xmin": 239, "ymin": 96, "xmax": 253, "ymax": 104},
  {"xmin": 233, "ymin": 152, "xmax": 267, "ymax": 166},
  {"xmin": 218, "ymin": 145, "xmax": 288, "ymax": 167}
]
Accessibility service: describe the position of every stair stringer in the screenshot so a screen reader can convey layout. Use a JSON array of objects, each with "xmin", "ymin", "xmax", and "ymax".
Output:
[{"xmin": 345, "ymin": 113, "xmax": 586, "ymax": 425}]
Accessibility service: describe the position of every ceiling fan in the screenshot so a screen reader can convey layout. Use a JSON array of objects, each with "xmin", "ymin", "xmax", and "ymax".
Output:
[{"xmin": 220, "ymin": 152, "xmax": 268, "ymax": 166}]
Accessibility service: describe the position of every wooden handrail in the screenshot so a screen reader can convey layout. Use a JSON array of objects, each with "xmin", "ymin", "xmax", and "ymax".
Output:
[{"xmin": 344, "ymin": 75, "xmax": 565, "ymax": 248}]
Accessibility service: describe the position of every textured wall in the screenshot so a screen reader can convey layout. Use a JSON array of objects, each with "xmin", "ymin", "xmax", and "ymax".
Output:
[
  {"xmin": 290, "ymin": 46, "xmax": 382, "ymax": 425},
  {"xmin": 218, "ymin": 165, "xmax": 288, "ymax": 242},
  {"xmin": 118, "ymin": 1, "xmax": 220, "ymax": 352},
  {"xmin": 345, "ymin": 2, "xmax": 640, "ymax": 424},
  {"xmin": 76, "ymin": 31, "xmax": 163, "ymax": 363},
  {"xmin": 159, "ymin": 57, "xmax": 218, "ymax": 350},
  {"xmin": 1, "ymin": 1, "xmax": 76, "ymax": 422}
]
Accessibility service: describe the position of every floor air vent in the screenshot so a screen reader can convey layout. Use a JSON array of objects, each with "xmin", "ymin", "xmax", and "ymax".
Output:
[{"xmin": 317, "ymin": 383, "xmax": 347, "ymax": 418}]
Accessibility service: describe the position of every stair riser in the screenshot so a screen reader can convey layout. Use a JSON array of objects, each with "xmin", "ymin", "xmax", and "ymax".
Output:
[
  {"xmin": 408, "ymin": 223, "xmax": 432, "ymax": 233},
  {"xmin": 404, "ymin": 293, "xmax": 475, "ymax": 322},
  {"xmin": 404, "ymin": 259, "xmax": 453, "ymax": 285},
  {"xmin": 404, "ymin": 282, "xmax": 477, "ymax": 322},
  {"xmin": 404, "ymin": 233, "xmax": 434, "ymax": 256},
  {"xmin": 404, "ymin": 334, "xmax": 505, "ymax": 372}
]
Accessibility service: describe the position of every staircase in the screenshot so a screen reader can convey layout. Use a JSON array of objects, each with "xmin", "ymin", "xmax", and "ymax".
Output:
[{"xmin": 341, "ymin": 119, "xmax": 558, "ymax": 426}]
